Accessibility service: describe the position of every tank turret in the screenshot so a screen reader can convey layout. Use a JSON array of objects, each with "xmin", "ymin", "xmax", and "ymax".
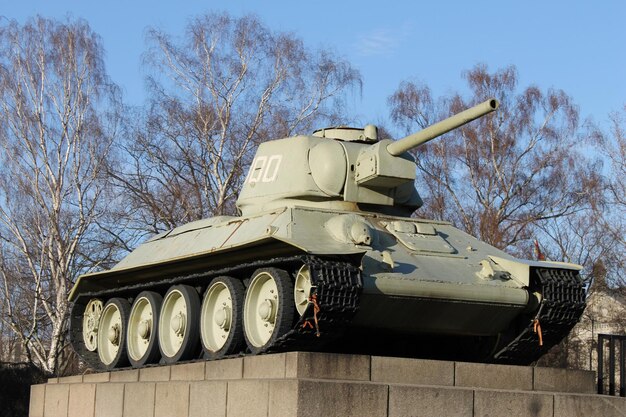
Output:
[{"xmin": 236, "ymin": 99, "xmax": 499, "ymax": 216}]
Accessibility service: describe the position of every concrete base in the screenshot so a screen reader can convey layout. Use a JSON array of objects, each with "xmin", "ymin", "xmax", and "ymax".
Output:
[{"xmin": 30, "ymin": 352, "xmax": 625, "ymax": 417}]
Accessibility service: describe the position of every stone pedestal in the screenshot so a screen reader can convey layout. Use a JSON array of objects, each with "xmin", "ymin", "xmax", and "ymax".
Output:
[{"xmin": 30, "ymin": 352, "xmax": 626, "ymax": 417}]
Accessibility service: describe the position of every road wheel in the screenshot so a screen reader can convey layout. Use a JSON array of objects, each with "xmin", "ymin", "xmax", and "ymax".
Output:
[
  {"xmin": 243, "ymin": 268, "xmax": 294, "ymax": 354},
  {"xmin": 200, "ymin": 277, "xmax": 245, "ymax": 359},
  {"xmin": 158, "ymin": 285, "xmax": 200, "ymax": 364},
  {"xmin": 127, "ymin": 291, "xmax": 162, "ymax": 367},
  {"xmin": 97, "ymin": 298, "xmax": 131, "ymax": 370}
]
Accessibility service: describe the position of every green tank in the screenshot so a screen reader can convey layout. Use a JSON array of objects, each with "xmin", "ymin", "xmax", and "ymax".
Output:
[{"xmin": 69, "ymin": 99, "xmax": 586, "ymax": 370}]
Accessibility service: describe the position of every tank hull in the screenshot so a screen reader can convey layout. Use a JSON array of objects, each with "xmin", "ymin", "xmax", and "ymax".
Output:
[{"xmin": 69, "ymin": 207, "xmax": 585, "ymax": 369}]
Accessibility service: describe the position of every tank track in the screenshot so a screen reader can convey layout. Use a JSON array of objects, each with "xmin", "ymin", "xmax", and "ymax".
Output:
[
  {"xmin": 69, "ymin": 255, "xmax": 362, "ymax": 370},
  {"xmin": 268, "ymin": 256, "xmax": 362, "ymax": 352},
  {"xmin": 493, "ymin": 267, "xmax": 586, "ymax": 365}
]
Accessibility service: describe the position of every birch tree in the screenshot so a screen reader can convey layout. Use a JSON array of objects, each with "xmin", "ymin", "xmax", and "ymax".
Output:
[
  {"xmin": 113, "ymin": 13, "xmax": 361, "ymax": 234},
  {"xmin": 0, "ymin": 17, "xmax": 121, "ymax": 374}
]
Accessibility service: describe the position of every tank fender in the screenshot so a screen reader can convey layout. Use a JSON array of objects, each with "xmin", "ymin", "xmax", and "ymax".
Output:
[
  {"xmin": 488, "ymin": 255, "xmax": 583, "ymax": 287},
  {"xmin": 324, "ymin": 214, "xmax": 377, "ymax": 246},
  {"xmin": 476, "ymin": 259, "xmax": 525, "ymax": 286}
]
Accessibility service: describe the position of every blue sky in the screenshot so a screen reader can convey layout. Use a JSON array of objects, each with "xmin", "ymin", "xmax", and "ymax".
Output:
[{"xmin": 3, "ymin": 0, "xmax": 625, "ymax": 129}]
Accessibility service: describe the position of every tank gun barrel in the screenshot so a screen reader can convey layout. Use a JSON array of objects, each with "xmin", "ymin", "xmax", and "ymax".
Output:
[{"xmin": 386, "ymin": 98, "xmax": 499, "ymax": 156}]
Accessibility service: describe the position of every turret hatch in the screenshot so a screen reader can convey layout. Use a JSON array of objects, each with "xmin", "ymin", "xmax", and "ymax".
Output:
[{"xmin": 312, "ymin": 125, "xmax": 378, "ymax": 142}]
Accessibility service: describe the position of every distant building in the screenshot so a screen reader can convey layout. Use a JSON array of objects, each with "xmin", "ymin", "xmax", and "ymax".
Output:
[{"xmin": 566, "ymin": 287, "xmax": 626, "ymax": 371}]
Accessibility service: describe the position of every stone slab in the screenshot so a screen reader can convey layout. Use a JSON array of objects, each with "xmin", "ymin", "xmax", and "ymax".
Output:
[
  {"xmin": 94, "ymin": 383, "xmax": 124, "ymax": 417},
  {"xmin": 122, "ymin": 382, "xmax": 155, "ymax": 417},
  {"xmin": 154, "ymin": 382, "xmax": 190, "ymax": 417},
  {"xmin": 139, "ymin": 366, "xmax": 170, "ymax": 382},
  {"xmin": 244, "ymin": 353, "xmax": 287, "ymax": 379},
  {"xmin": 473, "ymin": 389, "xmax": 553, "ymax": 417},
  {"xmin": 268, "ymin": 380, "xmax": 299, "ymax": 417},
  {"xmin": 533, "ymin": 367, "xmax": 596, "ymax": 394},
  {"xmin": 227, "ymin": 379, "xmax": 270, "ymax": 417},
  {"xmin": 554, "ymin": 393, "xmax": 626, "ymax": 417},
  {"xmin": 58, "ymin": 374, "xmax": 83, "ymax": 384},
  {"xmin": 171, "ymin": 362, "xmax": 205, "ymax": 381},
  {"xmin": 83, "ymin": 372, "xmax": 111, "ymax": 383},
  {"xmin": 296, "ymin": 380, "xmax": 388, "ymax": 417},
  {"xmin": 205, "ymin": 357, "xmax": 243, "ymax": 380},
  {"xmin": 68, "ymin": 383, "xmax": 96, "ymax": 417},
  {"xmin": 372, "ymin": 356, "xmax": 454, "ymax": 386},
  {"xmin": 287, "ymin": 352, "xmax": 370, "ymax": 381},
  {"xmin": 455, "ymin": 362, "xmax": 533, "ymax": 391},
  {"xmin": 44, "ymin": 383, "xmax": 69, "ymax": 417},
  {"xmin": 388, "ymin": 385, "xmax": 473, "ymax": 417},
  {"xmin": 29, "ymin": 384, "xmax": 45, "ymax": 417},
  {"xmin": 110, "ymin": 369, "xmax": 138, "ymax": 383},
  {"xmin": 189, "ymin": 381, "xmax": 227, "ymax": 417}
]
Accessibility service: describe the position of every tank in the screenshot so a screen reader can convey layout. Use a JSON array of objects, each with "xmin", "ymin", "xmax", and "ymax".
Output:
[{"xmin": 69, "ymin": 99, "xmax": 586, "ymax": 370}]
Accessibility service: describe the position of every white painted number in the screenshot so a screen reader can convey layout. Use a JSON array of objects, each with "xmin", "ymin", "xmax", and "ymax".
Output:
[
  {"xmin": 247, "ymin": 154, "xmax": 282, "ymax": 184},
  {"xmin": 248, "ymin": 156, "xmax": 267, "ymax": 183}
]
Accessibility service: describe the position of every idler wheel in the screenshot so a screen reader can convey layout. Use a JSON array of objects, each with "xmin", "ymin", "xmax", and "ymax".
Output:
[
  {"xmin": 82, "ymin": 299, "xmax": 103, "ymax": 352},
  {"xmin": 97, "ymin": 298, "xmax": 131, "ymax": 370},
  {"xmin": 158, "ymin": 285, "xmax": 200, "ymax": 364},
  {"xmin": 243, "ymin": 268, "xmax": 294, "ymax": 354},
  {"xmin": 200, "ymin": 276, "xmax": 245, "ymax": 359},
  {"xmin": 127, "ymin": 291, "xmax": 162, "ymax": 368}
]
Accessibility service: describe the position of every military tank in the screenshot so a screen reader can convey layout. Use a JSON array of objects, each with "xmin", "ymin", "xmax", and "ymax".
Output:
[{"xmin": 69, "ymin": 99, "xmax": 586, "ymax": 370}]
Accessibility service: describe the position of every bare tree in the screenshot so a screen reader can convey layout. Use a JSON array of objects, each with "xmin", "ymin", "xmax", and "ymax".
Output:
[
  {"xmin": 532, "ymin": 108, "xmax": 626, "ymax": 369},
  {"xmin": 0, "ymin": 17, "xmax": 122, "ymax": 374},
  {"xmin": 598, "ymin": 106, "xmax": 626, "ymax": 284},
  {"xmin": 544, "ymin": 106, "xmax": 626, "ymax": 283},
  {"xmin": 388, "ymin": 64, "xmax": 597, "ymax": 254},
  {"xmin": 605, "ymin": 107, "xmax": 626, "ymax": 207},
  {"xmin": 113, "ymin": 13, "xmax": 361, "ymax": 235}
]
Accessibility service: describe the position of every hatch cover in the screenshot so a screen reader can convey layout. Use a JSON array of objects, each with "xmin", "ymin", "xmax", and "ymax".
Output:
[{"xmin": 385, "ymin": 221, "xmax": 456, "ymax": 254}]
